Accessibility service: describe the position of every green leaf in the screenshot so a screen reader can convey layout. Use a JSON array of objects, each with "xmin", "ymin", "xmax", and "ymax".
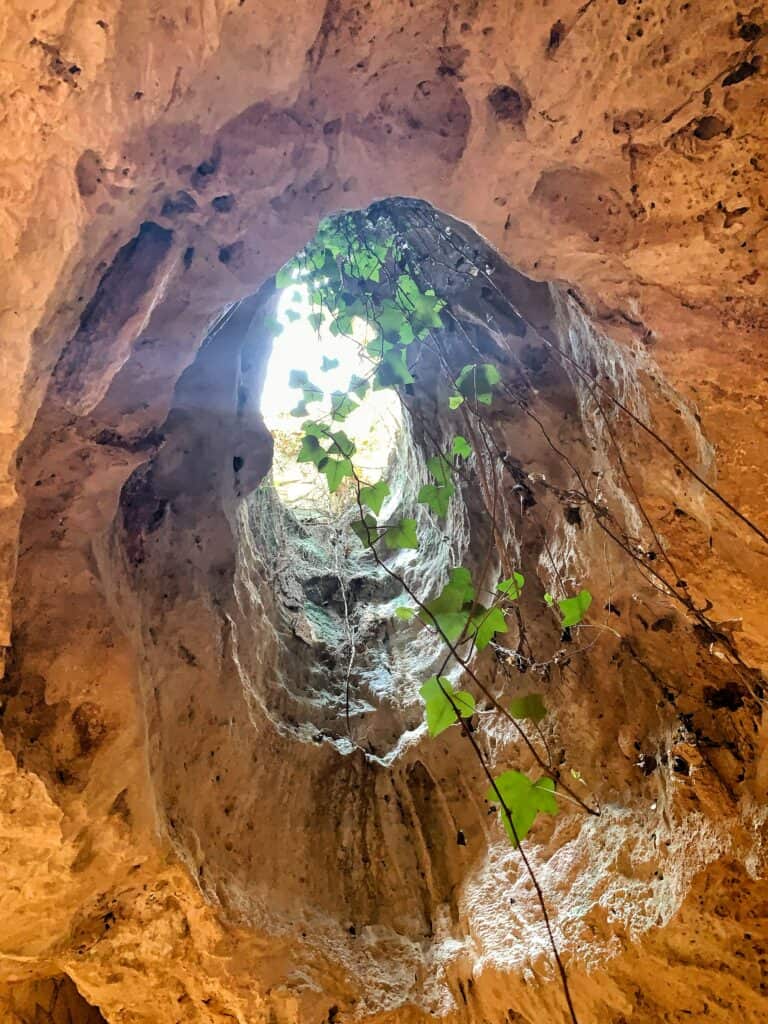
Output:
[
  {"xmin": 426, "ymin": 455, "xmax": 452, "ymax": 486},
  {"xmin": 320, "ymin": 457, "xmax": 354, "ymax": 493},
  {"xmin": 509, "ymin": 693, "xmax": 546, "ymax": 724},
  {"xmin": 544, "ymin": 592, "xmax": 554, "ymax": 606},
  {"xmin": 456, "ymin": 363, "xmax": 501, "ymax": 405},
  {"xmin": 366, "ymin": 336, "xmax": 393, "ymax": 360},
  {"xmin": 349, "ymin": 374, "xmax": 369, "ymax": 400},
  {"xmin": 498, "ymin": 572, "xmax": 525, "ymax": 599},
  {"xmin": 486, "ymin": 771, "xmax": 558, "ymax": 847},
  {"xmin": 288, "ymin": 370, "xmax": 323, "ymax": 406},
  {"xmin": 329, "ymin": 315, "xmax": 353, "ymax": 337},
  {"xmin": 296, "ymin": 434, "xmax": 324, "ymax": 465},
  {"xmin": 376, "ymin": 299, "xmax": 415, "ymax": 346},
  {"xmin": 396, "ymin": 276, "xmax": 446, "ymax": 334},
  {"xmin": 330, "ymin": 391, "xmax": 359, "ymax": 421},
  {"xmin": 418, "ymin": 482, "xmax": 454, "ymax": 518},
  {"xmin": 452, "ymin": 435, "xmax": 471, "ymax": 459},
  {"xmin": 374, "ymin": 348, "xmax": 414, "ymax": 389},
  {"xmin": 302, "ymin": 384, "xmax": 324, "ymax": 406},
  {"xmin": 430, "ymin": 568, "xmax": 474, "ymax": 611},
  {"xmin": 301, "ymin": 420, "xmax": 325, "ymax": 438},
  {"xmin": 418, "ymin": 567, "xmax": 475, "ymax": 642},
  {"xmin": 351, "ymin": 247, "xmax": 383, "ymax": 281},
  {"xmin": 350, "ymin": 514, "xmax": 378, "ymax": 548},
  {"xmin": 428, "ymin": 611, "xmax": 471, "ymax": 642},
  {"xmin": 275, "ymin": 262, "xmax": 296, "ymax": 288},
  {"xmin": 468, "ymin": 605, "xmax": 507, "ymax": 651},
  {"xmin": 321, "ymin": 356, "xmax": 340, "ymax": 372},
  {"xmin": 308, "ymin": 249, "xmax": 322, "ymax": 272},
  {"xmin": 284, "ymin": 308, "xmax": 300, "ymax": 322},
  {"xmin": 419, "ymin": 676, "xmax": 475, "ymax": 738},
  {"xmin": 308, "ymin": 311, "xmax": 324, "ymax": 331},
  {"xmin": 360, "ymin": 481, "xmax": 389, "ymax": 515},
  {"xmin": 329, "ymin": 430, "xmax": 355, "ymax": 458},
  {"xmin": 290, "ymin": 399, "xmax": 309, "ymax": 418},
  {"xmin": 397, "ymin": 322, "xmax": 415, "ymax": 346},
  {"xmin": 315, "ymin": 222, "xmax": 346, "ymax": 256},
  {"xmin": 394, "ymin": 606, "xmax": 414, "ymax": 621},
  {"xmin": 384, "ymin": 518, "xmax": 418, "ymax": 550},
  {"xmin": 449, "ymin": 394, "xmax": 464, "ymax": 410},
  {"xmin": 291, "ymin": 290, "xmax": 302, "ymax": 303},
  {"xmin": 557, "ymin": 588, "xmax": 592, "ymax": 627}
]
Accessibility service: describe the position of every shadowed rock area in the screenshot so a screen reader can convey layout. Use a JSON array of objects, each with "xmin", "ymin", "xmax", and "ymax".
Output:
[{"xmin": 0, "ymin": 3, "xmax": 767, "ymax": 1023}]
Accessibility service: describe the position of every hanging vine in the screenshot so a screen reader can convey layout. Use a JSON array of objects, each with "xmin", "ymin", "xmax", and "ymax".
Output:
[
  {"xmin": 272, "ymin": 207, "xmax": 603, "ymax": 1023},
  {"xmin": 270, "ymin": 201, "xmax": 767, "ymax": 1023}
]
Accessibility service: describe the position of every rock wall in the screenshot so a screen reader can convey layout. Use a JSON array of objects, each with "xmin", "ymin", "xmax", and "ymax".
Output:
[{"xmin": 0, "ymin": 1, "xmax": 767, "ymax": 1022}]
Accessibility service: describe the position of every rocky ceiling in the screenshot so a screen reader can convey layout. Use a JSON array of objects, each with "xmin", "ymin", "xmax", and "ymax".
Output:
[{"xmin": 0, "ymin": 1, "xmax": 767, "ymax": 1022}]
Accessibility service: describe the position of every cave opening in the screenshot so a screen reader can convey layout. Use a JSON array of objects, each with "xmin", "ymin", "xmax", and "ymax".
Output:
[
  {"xmin": 230, "ymin": 193, "xmax": 688, "ymax": 780},
  {"xmin": 242, "ymin": 199, "xmax": 479, "ymax": 755},
  {"xmin": 261, "ymin": 278, "xmax": 403, "ymax": 517}
]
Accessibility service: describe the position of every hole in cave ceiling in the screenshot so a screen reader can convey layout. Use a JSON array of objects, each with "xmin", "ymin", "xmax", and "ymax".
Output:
[
  {"xmin": 261, "ymin": 280, "xmax": 403, "ymax": 517},
  {"xmin": 243, "ymin": 201, "xmax": 475, "ymax": 754},
  {"xmin": 220, "ymin": 197, "xmax": 583, "ymax": 757}
]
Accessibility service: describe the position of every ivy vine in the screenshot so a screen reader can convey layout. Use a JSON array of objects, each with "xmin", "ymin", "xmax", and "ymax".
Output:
[
  {"xmin": 273, "ymin": 208, "xmax": 597, "ymax": 1023},
  {"xmin": 262, "ymin": 196, "xmax": 768, "ymax": 1024}
]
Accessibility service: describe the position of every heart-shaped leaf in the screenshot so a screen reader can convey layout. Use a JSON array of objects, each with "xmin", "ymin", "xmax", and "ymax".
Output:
[
  {"xmin": 349, "ymin": 374, "xmax": 369, "ymax": 400},
  {"xmin": 420, "ymin": 676, "xmax": 475, "ymax": 737},
  {"xmin": 418, "ymin": 482, "xmax": 454, "ymax": 518},
  {"xmin": 330, "ymin": 392, "xmax": 358, "ymax": 421},
  {"xmin": 468, "ymin": 606, "xmax": 507, "ymax": 650},
  {"xmin": 486, "ymin": 771, "xmax": 558, "ymax": 847},
  {"xmin": 452, "ymin": 435, "xmax": 471, "ymax": 459},
  {"xmin": 426, "ymin": 455, "xmax": 452, "ymax": 486},
  {"xmin": 384, "ymin": 518, "xmax": 419, "ymax": 550},
  {"xmin": 374, "ymin": 348, "xmax": 414, "ymax": 389},
  {"xmin": 360, "ymin": 481, "xmax": 390, "ymax": 515},
  {"xmin": 321, "ymin": 458, "xmax": 354, "ymax": 493},
  {"xmin": 297, "ymin": 434, "xmax": 324, "ymax": 465},
  {"xmin": 557, "ymin": 589, "xmax": 592, "ymax": 627},
  {"xmin": 498, "ymin": 572, "xmax": 525, "ymax": 599},
  {"xmin": 418, "ymin": 568, "xmax": 475, "ymax": 641},
  {"xmin": 456, "ymin": 363, "xmax": 501, "ymax": 405}
]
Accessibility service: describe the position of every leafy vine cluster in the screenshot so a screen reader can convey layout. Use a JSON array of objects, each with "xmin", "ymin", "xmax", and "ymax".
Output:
[
  {"xmin": 269, "ymin": 203, "xmax": 767, "ymax": 1023},
  {"xmin": 273, "ymin": 208, "xmax": 597, "ymax": 1022}
]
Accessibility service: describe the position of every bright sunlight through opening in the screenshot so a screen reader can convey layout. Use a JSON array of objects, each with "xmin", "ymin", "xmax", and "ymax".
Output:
[{"xmin": 261, "ymin": 285, "xmax": 403, "ymax": 514}]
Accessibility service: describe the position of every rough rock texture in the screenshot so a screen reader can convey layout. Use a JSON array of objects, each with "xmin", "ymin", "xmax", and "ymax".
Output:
[{"xmin": 1, "ymin": 1, "xmax": 767, "ymax": 1022}]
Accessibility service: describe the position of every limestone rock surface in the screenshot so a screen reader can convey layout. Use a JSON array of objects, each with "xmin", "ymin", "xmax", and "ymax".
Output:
[{"xmin": 0, "ymin": 1, "xmax": 767, "ymax": 1022}]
